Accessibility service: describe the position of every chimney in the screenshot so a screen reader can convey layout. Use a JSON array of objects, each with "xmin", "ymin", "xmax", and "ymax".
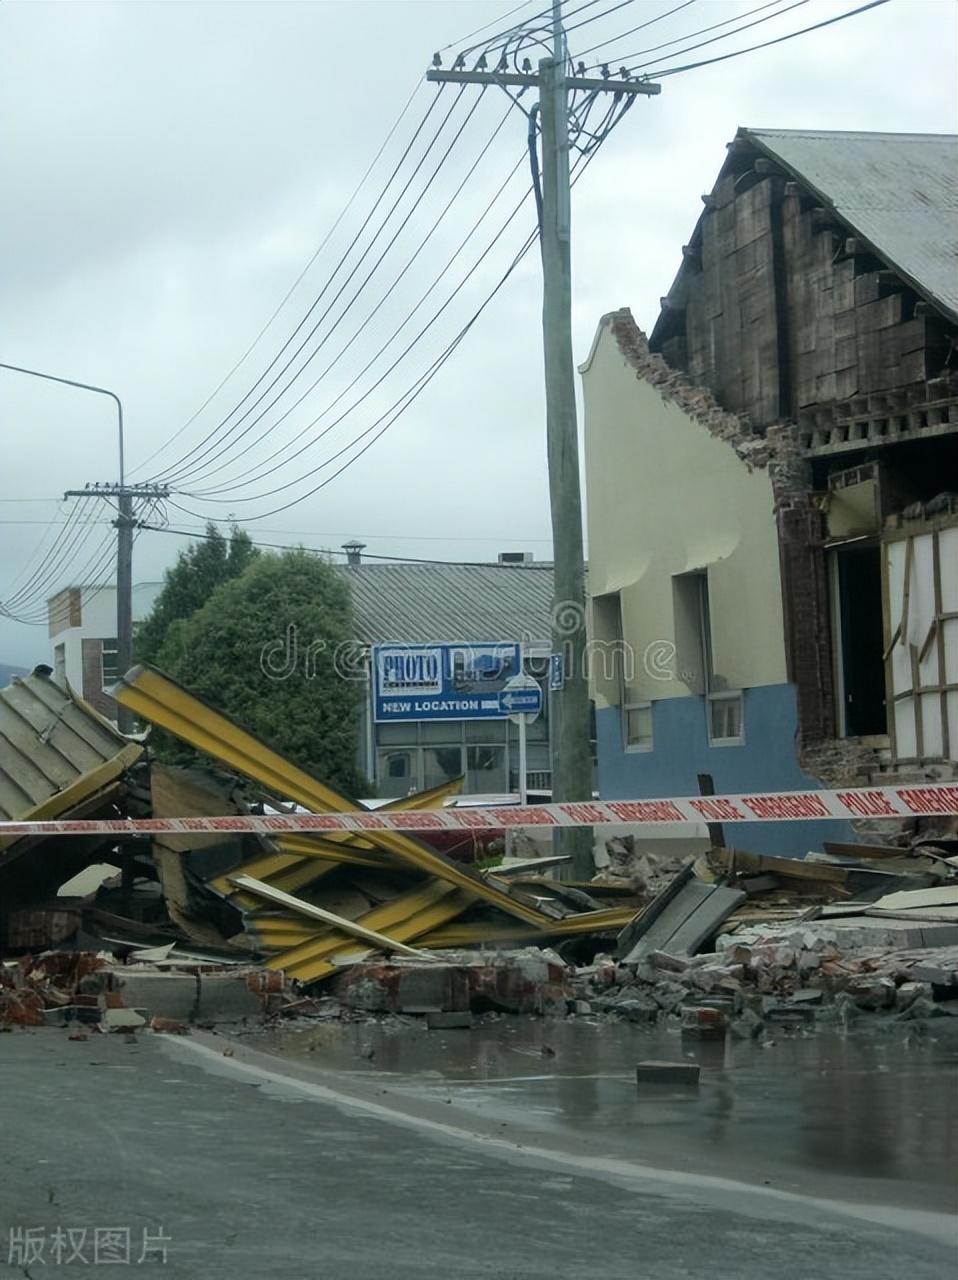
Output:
[{"xmin": 342, "ymin": 541, "xmax": 365, "ymax": 567}]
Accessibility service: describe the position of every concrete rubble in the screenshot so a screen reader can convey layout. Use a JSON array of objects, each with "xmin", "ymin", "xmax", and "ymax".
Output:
[{"xmin": 2, "ymin": 663, "xmax": 957, "ymax": 1039}]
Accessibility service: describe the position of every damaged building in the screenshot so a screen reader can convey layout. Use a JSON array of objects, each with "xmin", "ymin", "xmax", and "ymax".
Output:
[{"xmin": 582, "ymin": 127, "xmax": 958, "ymax": 855}]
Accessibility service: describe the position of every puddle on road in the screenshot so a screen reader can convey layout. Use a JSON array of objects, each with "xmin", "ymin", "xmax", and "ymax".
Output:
[{"xmin": 254, "ymin": 1015, "xmax": 958, "ymax": 1208}]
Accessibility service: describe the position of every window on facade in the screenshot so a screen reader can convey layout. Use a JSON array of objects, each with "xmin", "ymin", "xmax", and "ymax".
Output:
[
  {"xmin": 674, "ymin": 570, "xmax": 744, "ymax": 746},
  {"xmin": 591, "ymin": 592, "xmax": 627, "ymax": 702},
  {"xmin": 376, "ymin": 750, "xmax": 415, "ymax": 799},
  {"xmin": 101, "ymin": 638, "xmax": 120, "ymax": 690},
  {"xmin": 709, "ymin": 692, "xmax": 744, "ymax": 744},
  {"xmin": 467, "ymin": 745, "xmax": 507, "ymax": 794},
  {"xmin": 623, "ymin": 700, "xmax": 653, "ymax": 750},
  {"xmin": 422, "ymin": 746, "xmax": 464, "ymax": 790}
]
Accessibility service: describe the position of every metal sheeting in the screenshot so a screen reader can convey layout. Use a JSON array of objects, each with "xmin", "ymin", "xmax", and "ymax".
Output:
[
  {"xmin": 746, "ymin": 129, "xmax": 958, "ymax": 322},
  {"xmin": 0, "ymin": 672, "xmax": 141, "ymax": 826},
  {"xmin": 113, "ymin": 664, "xmax": 555, "ymax": 928},
  {"xmin": 338, "ymin": 562, "xmax": 556, "ymax": 645}
]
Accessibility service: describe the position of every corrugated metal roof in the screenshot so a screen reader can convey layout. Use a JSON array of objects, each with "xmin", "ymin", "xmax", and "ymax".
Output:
[
  {"xmin": 744, "ymin": 129, "xmax": 958, "ymax": 321},
  {"xmin": 0, "ymin": 671, "xmax": 140, "ymax": 822},
  {"xmin": 336, "ymin": 563, "xmax": 556, "ymax": 645}
]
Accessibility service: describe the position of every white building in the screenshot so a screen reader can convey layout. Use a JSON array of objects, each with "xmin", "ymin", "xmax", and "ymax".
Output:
[{"xmin": 48, "ymin": 582, "xmax": 162, "ymax": 720}]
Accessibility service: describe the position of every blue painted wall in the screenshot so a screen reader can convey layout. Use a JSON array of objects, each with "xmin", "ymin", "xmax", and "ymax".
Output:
[{"xmin": 596, "ymin": 683, "xmax": 854, "ymax": 856}]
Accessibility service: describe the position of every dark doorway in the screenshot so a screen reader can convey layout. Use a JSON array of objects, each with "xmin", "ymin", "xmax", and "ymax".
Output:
[{"xmin": 835, "ymin": 545, "xmax": 886, "ymax": 737}]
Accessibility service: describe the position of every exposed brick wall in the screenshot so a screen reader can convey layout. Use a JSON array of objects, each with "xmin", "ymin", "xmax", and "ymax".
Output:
[{"xmin": 80, "ymin": 638, "xmax": 116, "ymax": 720}]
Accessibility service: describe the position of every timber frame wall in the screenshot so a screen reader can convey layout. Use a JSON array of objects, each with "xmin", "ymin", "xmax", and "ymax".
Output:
[{"xmin": 651, "ymin": 137, "xmax": 958, "ymax": 761}]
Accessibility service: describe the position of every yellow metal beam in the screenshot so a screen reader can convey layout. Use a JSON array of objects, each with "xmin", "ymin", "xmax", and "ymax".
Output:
[
  {"xmin": 267, "ymin": 882, "xmax": 474, "ymax": 982},
  {"xmin": 208, "ymin": 779, "xmax": 462, "ymax": 899},
  {"xmin": 114, "ymin": 665, "xmax": 551, "ymax": 927},
  {"xmin": 418, "ymin": 904, "xmax": 636, "ymax": 948}
]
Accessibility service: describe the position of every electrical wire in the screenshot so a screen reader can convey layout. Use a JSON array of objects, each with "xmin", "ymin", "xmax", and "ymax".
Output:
[
  {"xmin": 174, "ymin": 104, "xmax": 620, "ymax": 525},
  {"xmin": 647, "ymin": 0, "xmax": 890, "ymax": 75},
  {"xmin": 439, "ymin": 0, "xmax": 549, "ymax": 54},
  {"xmin": 160, "ymin": 86, "xmax": 476, "ymax": 488},
  {"xmin": 173, "ymin": 91, "xmax": 515, "ymax": 492},
  {"xmin": 577, "ymin": 0, "xmax": 697, "ymax": 59},
  {"xmin": 181, "ymin": 143, "xmax": 529, "ymax": 495},
  {"xmin": 178, "ymin": 172, "xmax": 540, "ymax": 504},
  {"xmin": 0, "ymin": 499, "xmax": 78, "ymax": 599},
  {"xmin": 127, "ymin": 80, "xmax": 427, "ymax": 479},
  {"xmin": 146, "ymin": 85, "xmax": 457, "ymax": 485},
  {"xmin": 139, "ymin": 522, "xmax": 553, "ymax": 569},
  {"xmin": 0, "ymin": 498, "xmax": 98, "ymax": 615},
  {"xmin": 4, "ymin": 526, "xmax": 118, "ymax": 625},
  {"xmin": 623, "ymin": 0, "xmax": 810, "ymax": 73}
]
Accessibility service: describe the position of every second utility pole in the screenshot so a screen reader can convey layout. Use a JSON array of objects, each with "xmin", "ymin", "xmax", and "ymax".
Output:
[{"xmin": 429, "ymin": 2, "xmax": 659, "ymax": 877}]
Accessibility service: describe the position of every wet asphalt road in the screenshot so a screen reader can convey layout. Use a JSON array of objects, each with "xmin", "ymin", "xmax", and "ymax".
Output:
[{"xmin": 0, "ymin": 1027, "xmax": 955, "ymax": 1279}]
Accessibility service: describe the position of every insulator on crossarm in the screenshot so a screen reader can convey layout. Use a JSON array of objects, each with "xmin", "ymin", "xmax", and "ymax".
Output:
[
  {"xmin": 497, "ymin": 53, "xmax": 508, "ymax": 71},
  {"xmin": 575, "ymin": 61, "xmax": 585, "ymax": 77},
  {"xmin": 600, "ymin": 63, "xmax": 610, "ymax": 79},
  {"xmin": 618, "ymin": 66, "xmax": 631, "ymax": 80},
  {"xmin": 432, "ymin": 52, "xmax": 442, "ymax": 68},
  {"xmin": 521, "ymin": 57, "xmax": 532, "ymax": 73},
  {"xmin": 453, "ymin": 53, "xmax": 466, "ymax": 69},
  {"xmin": 477, "ymin": 53, "xmax": 487, "ymax": 70}
]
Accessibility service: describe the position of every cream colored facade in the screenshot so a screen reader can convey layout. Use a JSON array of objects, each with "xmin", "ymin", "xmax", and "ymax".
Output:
[{"xmin": 581, "ymin": 314, "xmax": 787, "ymax": 712}]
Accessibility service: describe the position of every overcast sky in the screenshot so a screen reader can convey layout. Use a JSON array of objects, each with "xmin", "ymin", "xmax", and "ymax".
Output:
[{"xmin": 1, "ymin": 0, "xmax": 955, "ymax": 667}]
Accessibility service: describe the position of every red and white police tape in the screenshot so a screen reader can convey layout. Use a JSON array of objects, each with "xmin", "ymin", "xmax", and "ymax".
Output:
[{"xmin": 1, "ymin": 784, "xmax": 957, "ymax": 839}]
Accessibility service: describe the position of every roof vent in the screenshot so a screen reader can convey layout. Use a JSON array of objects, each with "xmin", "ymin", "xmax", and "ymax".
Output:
[
  {"xmin": 342, "ymin": 541, "xmax": 365, "ymax": 567},
  {"xmin": 498, "ymin": 551, "xmax": 533, "ymax": 565}
]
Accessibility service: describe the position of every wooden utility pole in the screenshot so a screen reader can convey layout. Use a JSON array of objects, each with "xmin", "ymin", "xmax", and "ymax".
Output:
[
  {"xmin": 428, "ymin": 3, "xmax": 659, "ymax": 878},
  {"xmin": 63, "ymin": 481, "xmax": 169, "ymax": 733}
]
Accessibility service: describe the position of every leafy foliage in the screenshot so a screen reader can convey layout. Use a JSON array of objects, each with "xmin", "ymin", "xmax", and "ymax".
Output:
[
  {"xmin": 152, "ymin": 549, "xmax": 365, "ymax": 796},
  {"xmin": 135, "ymin": 523, "xmax": 258, "ymax": 664}
]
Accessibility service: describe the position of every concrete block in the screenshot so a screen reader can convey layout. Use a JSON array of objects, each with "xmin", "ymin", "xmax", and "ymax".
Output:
[
  {"xmin": 109, "ymin": 970, "xmax": 262, "ymax": 1023},
  {"xmin": 680, "ymin": 1005, "xmax": 727, "ymax": 1037},
  {"xmin": 636, "ymin": 1060, "xmax": 701, "ymax": 1087},
  {"xmin": 104, "ymin": 1008, "xmax": 147, "ymax": 1030},
  {"xmin": 846, "ymin": 974, "xmax": 897, "ymax": 1010},
  {"xmin": 765, "ymin": 1004, "xmax": 815, "ymax": 1026},
  {"xmin": 426, "ymin": 1011, "xmax": 472, "ymax": 1030},
  {"xmin": 398, "ymin": 966, "xmax": 470, "ymax": 1014}
]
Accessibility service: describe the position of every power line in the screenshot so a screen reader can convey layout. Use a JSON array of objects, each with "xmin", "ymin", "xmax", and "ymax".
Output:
[
  {"xmin": 648, "ymin": 0, "xmax": 890, "ymax": 75},
  {"xmin": 182, "ymin": 143, "xmax": 530, "ymax": 496},
  {"xmin": 623, "ymin": 0, "xmax": 810, "ymax": 72},
  {"xmin": 3, "ymin": 526, "xmax": 119, "ymax": 625},
  {"xmin": 174, "ymin": 108, "xmax": 617, "ymax": 524},
  {"xmin": 147, "ymin": 85, "xmax": 457, "ymax": 485},
  {"xmin": 0, "ymin": 498, "xmax": 97, "ymax": 615},
  {"xmin": 127, "ymin": 81, "xmax": 426, "ymax": 479},
  {"xmin": 140, "ymin": 521, "xmax": 552, "ymax": 569},
  {"xmin": 439, "ymin": 0, "xmax": 549, "ymax": 54},
  {"xmin": 174, "ymin": 91, "xmax": 517, "ymax": 493},
  {"xmin": 577, "ymin": 0, "xmax": 698, "ymax": 60}
]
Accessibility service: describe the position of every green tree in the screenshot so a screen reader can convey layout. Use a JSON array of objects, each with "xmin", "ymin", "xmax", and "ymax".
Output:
[
  {"xmin": 154, "ymin": 549, "xmax": 365, "ymax": 796},
  {"xmin": 136, "ymin": 523, "xmax": 258, "ymax": 663}
]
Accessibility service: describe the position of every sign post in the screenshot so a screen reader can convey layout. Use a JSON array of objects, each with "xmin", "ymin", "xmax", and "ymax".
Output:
[{"xmin": 502, "ymin": 668, "xmax": 543, "ymax": 805}]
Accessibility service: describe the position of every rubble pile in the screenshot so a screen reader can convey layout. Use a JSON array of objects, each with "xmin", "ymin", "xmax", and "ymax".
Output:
[
  {"xmin": 2, "ymin": 663, "xmax": 956, "ymax": 1035},
  {"xmin": 0, "ymin": 666, "xmax": 640, "ymax": 1018}
]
